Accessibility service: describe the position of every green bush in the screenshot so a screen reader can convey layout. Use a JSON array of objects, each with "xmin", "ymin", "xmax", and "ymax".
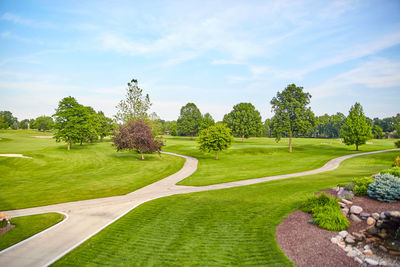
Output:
[
  {"xmin": 343, "ymin": 182, "xmax": 355, "ymax": 191},
  {"xmin": 395, "ymin": 140, "xmax": 400, "ymax": 148},
  {"xmin": 300, "ymin": 193, "xmax": 348, "ymax": 231},
  {"xmin": 312, "ymin": 205, "xmax": 350, "ymax": 231},
  {"xmin": 392, "ymin": 156, "xmax": 400, "ymax": 167},
  {"xmin": 352, "ymin": 177, "xmax": 374, "ymax": 196},
  {"xmin": 381, "ymin": 167, "xmax": 400, "ymax": 178},
  {"xmin": 368, "ymin": 173, "xmax": 400, "ymax": 202},
  {"xmin": 300, "ymin": 193, "xmax": 337, "ymax": 213}
]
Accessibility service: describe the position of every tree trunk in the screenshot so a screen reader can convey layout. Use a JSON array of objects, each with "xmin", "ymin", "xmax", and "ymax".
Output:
[
  {"xmin": 216, "ymin": 151, "xmax": 218, "ymax": 160},
  {"xmin": 80, "ymin": 139, "xmax": 83, "ymax": 146},
  {"xmin": 289, "ymin": 132, "xmax": 293, "ymax": 153},
  {"xmin": 141, "ymin": 152, "xmax": 144, "ymax": 160},
  {"xmin": 67, "ymin": 139, "xmax": 71, "ymax": 151},
  {"xmin": 241, "ymin": 134, "xmax": 244, "ymax": 142},
  {"xmin": 100, "ymin": 136, "xmax": 104, "ymax": 142}
]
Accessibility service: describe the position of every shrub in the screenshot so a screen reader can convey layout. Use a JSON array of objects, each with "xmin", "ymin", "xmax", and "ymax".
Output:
[
  {"xmin": 395, "ymin": 140, "xmax": 400, "ymax": 148},
  {"xmin": 381, "ymin": 167, "xmax": 400, "ymax": 178},
  {"xmin": 392, "ymin": 156, "xmax": 400, "ymax": 167},
  {"xmin": 343, "ymin": 182, "xmax": 355, "ymax": 191},
  {"xmin": 352, "ymin": 177, "xmax": 374, "ymax": 196},
  {"xmin": 368, "ymin": 173, "xmax": 400, "ymax": 202},
  {"xmin": 312, "ymin": 205, "xmax": 350, "ymax": 231},
  {"xmin": 338, "ymin": 191, "xmax": 354, "ymax": 200},
  {"xmin": 300, "ymin": 193, "xmax": 337, "ymax": 213}
]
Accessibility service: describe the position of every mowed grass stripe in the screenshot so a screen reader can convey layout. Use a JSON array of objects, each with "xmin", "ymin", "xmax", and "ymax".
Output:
[{"xmin": 54, "ymin": 151, "xmax": 398, "ymax": 266}]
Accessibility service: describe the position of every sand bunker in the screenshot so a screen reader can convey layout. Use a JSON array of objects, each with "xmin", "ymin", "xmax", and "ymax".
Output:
[{"xmin": 33, "ymin": 136, "xmax": 53, "ymax": 139}]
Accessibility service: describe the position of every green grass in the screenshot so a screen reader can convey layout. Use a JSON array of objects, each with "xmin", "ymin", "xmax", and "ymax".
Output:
[
  {"xmin": 162, "ymin": 136, "xmax": 398, "ymax": 186},
  {"xmin": 0, "ymin": 212, "xmax": 64, "ymax": 251},
  {"xmin": 53, "ymin": 151, "xmax": 398, "ymax": 266},
  {"xmin": 0, "ymin": 130, "xmax": 185, "ymax": 210}
]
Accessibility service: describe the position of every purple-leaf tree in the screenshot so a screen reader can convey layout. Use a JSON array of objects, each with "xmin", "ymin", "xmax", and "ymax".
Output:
[{"xmin": 113, "ymin": 120, "xmax": 163, "ymax": 160}]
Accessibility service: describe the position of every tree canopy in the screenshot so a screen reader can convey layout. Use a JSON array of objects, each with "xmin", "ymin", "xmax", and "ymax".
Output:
[
  {"xmin": 198, "ymin": 124, "xmax": 233, "ymax": 160},
  {"xmin": 199, "ymin": 113, "xmax": 215, "ymax": 131},
  {"xmin": 113, "ymin": 120, "xmax": 163, "ymax": 160},
  {"xmin": 177, "ymin": 103, "xmax": 202, "ymax": 138},
  {"xmin": 223, "ymin": 102, "xmax": 262, "ymax": 142},
  {"xmin": 35, "ymin": 116, "xmax": 54, "ymax": 131},
  {"xmin": 340, "ymin": 102, "xmax": 372, "ymax": 151},
  {"xmin": 0, "ymin": 111, "xmax": 18, "ymax": 129},
  {"xmin": 270, "ymin": 84, "xmax": 315, "ymax": 152},
  {"xmin": 115, "ymin": 78, "xmax": 151, "ymax": 123}
]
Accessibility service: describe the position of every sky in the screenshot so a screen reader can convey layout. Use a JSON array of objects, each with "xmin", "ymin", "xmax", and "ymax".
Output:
[{"xmin": 0, "ymin": 0, "xmax": 400, "ymax": 122}]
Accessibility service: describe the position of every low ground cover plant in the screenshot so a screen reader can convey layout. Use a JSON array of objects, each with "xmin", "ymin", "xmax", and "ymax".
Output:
[
  {"xmin": 300, "ymin": 193, "xmax": 349, "ymax": 231},
  {"xmin": 368, "ymin": 173, "xmax": 400, "ymax": 202},
  {"xmin": 337, "ymin": 176, "xmax": 374, "ymax": 197},
  {"xmin": 381, "ymin": 166, "xmax": 400, "ymax": 177}
]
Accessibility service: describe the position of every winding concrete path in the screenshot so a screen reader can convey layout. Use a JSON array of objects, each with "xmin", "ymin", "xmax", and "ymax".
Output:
[{"xmin": 0, "ymin": 149, "xmax": 398, "ymax": 266}]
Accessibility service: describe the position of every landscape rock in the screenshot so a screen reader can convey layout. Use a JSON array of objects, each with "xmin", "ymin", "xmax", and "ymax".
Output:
[
  {"xmin": 344, "ymin": 245, "xmax": 352, "ymax": 252},
  {"xmin": 364, "ymin": 245, "xmax": 370, "ymax": 250},
  {"xmin": 363, "ymin": 249, "xmax": 373, "ymax": 255},
  {"xmin": 341, "ymin": 199, "xmax": 353, "ymax": 205},
  {"xmin": 360, "ymin": 212, "xmax": 371, "ymax": 218},
  {"xmin": 330, "ymin": 237, "xmax": 338, "ymax": 244},
  {"xmin": 350, "ymin": 205, "xmax": 363, "ymax": 214},
  {"xmin": 367, "ymin": 217, "xmax": 376, "ymax": 225},
  {"xmin": 354, "ymin": 257, "xmax": 363, "ymax": 264},
  {"xmin": 375, "ymin": 220, "xmax": 383, "ymax": 227},
  {"xmin": 372, "ymin": 213, "xmax": 380, "ymax": 220},
  {"xmin": 347, "ymin": 250, "xmax": 358, "ymax": 258},
  {"xmin": 380, "ymin": 212, "xmax": 386, "ymax": 219},
  {"xmin": 345, "ymin": 235, "xmax": 355, "ymax": 244},
  {"xmin": 338, "ymin": 230, "xmax": 348, "ymax": 238},
  {"xmin": 341, "ymin": 208, "xmax": 349, "ymax": 216},
  {"xmin": 339, "ymin": 202, "xmax": 346, "ymax": 208},
  {"xmin": 338, "ymin": 241, "xmax": 346, "ymax": 248},
  {"xmin": 350, "ymin": 214, "xmax": 362, "ymax": 223},
  {"xmin": 335, "ymin": 235, "xmax": 343, "ymax": 242},
  {"xmin": 378, "ymin": 245, "xmax": 388, "ymax": 252},
  {"xmin": 364, "ymin": 258, "xmax": 379, "ymax": 265}
]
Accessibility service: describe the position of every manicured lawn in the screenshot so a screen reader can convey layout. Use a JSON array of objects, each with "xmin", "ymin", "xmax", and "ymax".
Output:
[
  {"xmin": 53, "ymin": 151, "xmax": 398, "ymax": 266},
  {"xmin": 162, "ymin": 136, "xmax": 398, "ymax": 186},
  {"xmin": 0, "ymin": 212, "xmax": 64, "ymax": 251},
  {"xmin": 0, "ymin": 130, "xmax": 185, "ymax": 210}
]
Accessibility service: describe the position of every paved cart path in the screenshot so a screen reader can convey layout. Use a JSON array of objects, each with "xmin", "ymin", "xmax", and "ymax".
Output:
[{"xmin": 0, "ymin": 149, "xmax": 398, "ymax": 266}]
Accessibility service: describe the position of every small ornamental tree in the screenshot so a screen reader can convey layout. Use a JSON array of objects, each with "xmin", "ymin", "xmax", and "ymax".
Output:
[
  {"xmin": 223, "ymin": 103, "xmax": 262, "ymax": 142},
  {"xmin": 270, "ymin": 84, "xmax": 315, "ymax": 152},
  {"xmin": 340, "ymin": 102, "xmax": 372, "ymax": 151},
  {"xmin": 198, "ymin": 124, "xmax": 233, "ymax": 160},
  {"xmin": 113, "ymin": 120, "xmax": 163, "ymax": 160}
]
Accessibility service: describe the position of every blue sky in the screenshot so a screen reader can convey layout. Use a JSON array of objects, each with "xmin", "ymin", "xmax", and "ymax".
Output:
[{"xmin": 0, "ymin": 0, "xmax": 399, "ymax": 121}]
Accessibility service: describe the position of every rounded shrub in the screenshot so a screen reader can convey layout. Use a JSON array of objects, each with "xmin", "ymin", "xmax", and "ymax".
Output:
[
  {"xmin": 312, "ymin": 205, "xmax": 349, "ymax": 231},
  {"xmin": 381, "ymin": 166, "xmax": 400, "ymax": 178},
  {"xmin": 352, "ymin": 176, "xmax": 374, "ymax": 196},
  {"xmin": 367, "ymin": 173, "xmax": 400, "ymax": 202},
  {"xmin": 392, "ymin": 156, "xmax": 400, "ymax": 167}
]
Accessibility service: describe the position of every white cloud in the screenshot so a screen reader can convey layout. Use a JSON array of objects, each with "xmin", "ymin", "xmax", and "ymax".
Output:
[{"xmin": 1, "ymin": 12, "xmax": 55, "ymax": 28}]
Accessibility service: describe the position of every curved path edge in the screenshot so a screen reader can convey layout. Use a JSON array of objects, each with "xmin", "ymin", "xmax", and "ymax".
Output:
[{"xmin": 0, "ymin": 149, "xmax": 398, "ymax": 266}]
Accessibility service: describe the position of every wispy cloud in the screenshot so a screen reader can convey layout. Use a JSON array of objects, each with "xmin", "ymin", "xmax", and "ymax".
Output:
[{"xmin": 1, "ymin": 12, "xmax": 55, "ymax": 28}]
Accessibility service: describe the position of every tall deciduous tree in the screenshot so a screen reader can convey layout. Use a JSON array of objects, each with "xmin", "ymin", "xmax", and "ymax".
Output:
[
  {"xmin": 97, "ymin": 111, "xmax": 114, "ymax": 142},
  {"xmin": 198, "ymin": 124, "xmax": 233, "ymax": 160},
  {"xmin": 372, "ymin": 125, "xmax": 383, "ymax": 139},
  {"xmin": 340, "ymin": 102, "xmax": 372, "ymax": 151},
  {"xmin": 35, "ymin": 116, "xmax": 54, "ymax": 131},
  {"xmin": 113, "ymin": 120, "xmax": 163, "ymax": 160},
  {"xmin": 115, "ymin": 78, "xmax": 151, "ymax": 123},
  {"xmin": 199, "ymin": 113, "xmax": 215, "ymax": 131},
  {"xmin": 177, "ymin": 103, "xmax": 202, "ymax": 138},
  {"xmin": 53, "ymin": 96, "xmax": 90, "ymax": 150},
  {"xmin": 270, "ymin": 84, "xmax": 315, "ymax": 152},
  {"xmin": 223, "ymin": 103, "xmax": 262, "ymax": 142},
  {"xmin": 0, "ymin": 114, "xmax": 8, "ymax": 129},
  {"xmin": 0, "ymin": 111, "xmax": 18, "ymax": 129},
  {"xmin": 18, "ymin": 119, "xmax": 30, "ymax": 130}
]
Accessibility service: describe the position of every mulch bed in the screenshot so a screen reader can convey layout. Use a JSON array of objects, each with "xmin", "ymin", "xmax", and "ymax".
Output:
[{"xmin": 276, "ymin": 189, "xmax": 400, "ymax": 267}]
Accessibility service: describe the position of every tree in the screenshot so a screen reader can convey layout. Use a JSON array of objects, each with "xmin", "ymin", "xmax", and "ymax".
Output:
[
  {"xmin": 113, "ymin": 120, "xmax": 163, "ymax": 160},
  {"xmin": 18, "ymin": 119, "xmax": 29, "ymax": 129},
  {"xmin": 83, "ymin": 106, "xmax": 100, "ymax": 143},
  {"xmin": 177, "ymin": 103, "xmax": 202, "ymax": 138},
  {"xmin": 97, "ymin": 111, "xmax": 114, "ymax": 142},
  {"xmin": 372, "ymin": 125, "xmax": 383, "ymax": 139},
  {"xmin": 0, "ymin": 111, "xmax": 18, "ymax": 129},
  {"xmin": 163, "ymin": 121, "xmax": 178, "ymax": 136},
  {"xmin": 199, "ymin": 113, "xmax": 215, "ymax": 131},
  {"xmin": 198, "ymin": 124, "xmax": 233, "ymax": 160},
  {"xmin": 115, "ymin": 78, "xmax": 151, "ymax": 123},
  {"xmin": 223, "ymin": 103, "xmax": 262, "ymax": 142},
  {"xmin": 53, "ymin": 96, "xmax": 90, "ymax": 150},
  {"xmin": 263, "ymin": 119, "xmax": 273, "ymax": 137},
  {"xmin": 29, "ymin": 119, "xmax": 36, "ymax": 129},
  {"xmin": 0, "ymin": 114, "xmax": 8, "ymax": 129},
  {"xmin": 340, "ymin": 102, "xmax": 372, "ymax": 151},
  {"xmin": 35, "ymin": 116, "xmax": 54, "ymax": 131},
  {"xmin": 270, "ymin": 84, "xmax": 315, "ymax": 152}
]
